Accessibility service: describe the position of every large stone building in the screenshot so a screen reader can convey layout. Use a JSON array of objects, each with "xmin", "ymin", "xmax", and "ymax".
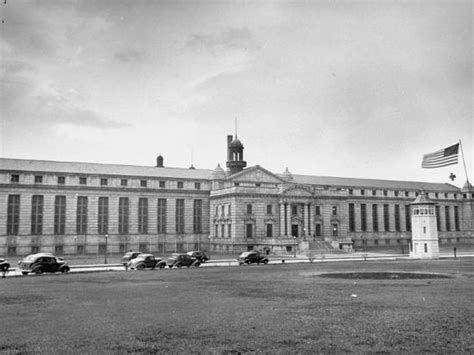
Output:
[{"xmin": 1, "ymin": 134, "xmax": 473, "ymax": 257}]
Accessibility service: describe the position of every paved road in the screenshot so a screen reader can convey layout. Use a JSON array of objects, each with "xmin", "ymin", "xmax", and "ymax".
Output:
[{"xmin": 3, "ymin": 252, "xmax": 473, "ymax": 278}]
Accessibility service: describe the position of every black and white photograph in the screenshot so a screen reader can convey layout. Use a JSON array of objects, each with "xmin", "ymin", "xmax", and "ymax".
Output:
[{"xmin": 1, "ymin": 0, "xmax": 473, "ymax": 353}]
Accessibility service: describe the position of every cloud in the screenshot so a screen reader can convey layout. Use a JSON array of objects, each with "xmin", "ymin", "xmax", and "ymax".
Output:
[
  {"xmin": 114, "ymin": 48, "xmax": 143, "ymax": 62},
  {"xmin": 187, "ymin": 27, "xmax": 260, "ymax": 53}
]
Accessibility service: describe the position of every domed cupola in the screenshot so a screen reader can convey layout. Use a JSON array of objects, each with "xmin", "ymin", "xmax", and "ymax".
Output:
[
  {"xmin": 211, "ymin": 163, "xmax": 226, "ymax": 180},
  {"xmin": 282, "ymin": 167, "xmax": 293, "ymax": 182},
  {"xmin": 226, "ymin": 134, "xmax": 247, "ymax": 175}
]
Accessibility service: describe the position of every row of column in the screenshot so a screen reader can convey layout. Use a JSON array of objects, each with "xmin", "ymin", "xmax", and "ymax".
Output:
[{"xmin": 279, "ymin": 202, "xmax": 312, "ymax": 237}]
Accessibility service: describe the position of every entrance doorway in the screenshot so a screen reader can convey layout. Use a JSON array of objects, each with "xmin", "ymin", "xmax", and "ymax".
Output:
[{"xmin": 291, "ymin": 224, "xmax": 298, "ymax": 238}]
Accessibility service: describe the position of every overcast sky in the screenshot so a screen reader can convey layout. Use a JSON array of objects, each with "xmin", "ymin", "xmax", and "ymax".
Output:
[{"xmin": 1, "ymin": 0, "xmax": 472, "ymax": 187}]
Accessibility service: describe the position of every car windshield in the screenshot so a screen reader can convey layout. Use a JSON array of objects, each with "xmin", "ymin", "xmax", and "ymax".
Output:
[{"xmin": 23, "ymin": 255, "xmax": 38, "ymax": 262}]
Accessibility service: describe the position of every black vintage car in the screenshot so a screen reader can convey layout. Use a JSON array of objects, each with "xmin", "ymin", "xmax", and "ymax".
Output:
[
  {"xmin": 186, "ymin": 251, "xmax": 209, "ymax": 263},
  {"xmin": 121, "ymin": 251, "xmax": 142, "ymax": 266},
  {"xmin": 167, "ymin": 253, "xmax": 200, "ymax": 268},
  {"xmin": 18, "ymin": 253, "xmax": 70, "ymax": 275},
  {"xmin": 237, "ymin": 251, "xmax": 269, "ymax": 265},
  {"xmin": 127, "ymin": 254, "xmax": 166, "ymax": 270},
  {"xmin": 1, "ymin": 258, "xmax": 10, "ymax": 277}
]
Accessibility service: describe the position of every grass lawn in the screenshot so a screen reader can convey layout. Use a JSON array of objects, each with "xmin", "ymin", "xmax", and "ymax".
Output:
[{"xmin": 1, "ymin": 258, "xmax": 474, "ymax": 353}]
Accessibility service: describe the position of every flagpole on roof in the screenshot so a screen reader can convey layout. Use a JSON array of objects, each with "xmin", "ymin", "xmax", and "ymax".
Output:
[{"xmin": 459, "ymin": 139, "xmax": 471, "ymax": 189}]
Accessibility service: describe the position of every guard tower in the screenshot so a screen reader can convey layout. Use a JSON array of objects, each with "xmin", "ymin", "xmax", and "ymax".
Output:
[{"xmin": 410, "ymin": 189, "xmax": 440, "ymax": 259}]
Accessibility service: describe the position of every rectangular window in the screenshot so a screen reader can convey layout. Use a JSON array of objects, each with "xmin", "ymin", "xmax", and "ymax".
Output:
[
  {"xmin": 76, "ymin": 196, "xmax": 88, "ymax": 235},
  {"xmin": 121, "ymin": 179, "xmax": 127, "ymax": 186},
  {"xmin": 315, "ymin": 206, "xmax": 321, "ymax": 216},
  {"xmin": 394, "ymin": 191, "xmax": 399, "ymax": 197},
  {"xmin": 194, "ymin": 182, "xmax": 201, "ymax": 190},
  {"xmin": 360, "ymin": 189, "xmax": 365, "ymax": 196},
  {"xmin": 177, "ymin": 181, "xmax": 183, "ymax": 189},
  {"xmin": 405, "ymin": 205, "xmax": 411, "ymax": 231},
  {"xmin": 266, "ymin": 224, "xmax": 273, "ymax": 238},
  {"xmin": 315, "ymin": 223, "xmax": 322, "ymax": 237},
  {"xmin": 31, "ymin": 195, "xmax": 44, "ymax": 235},
  {"xmin": 138, "ymin": 198, "xmax": 148, "ymax": 234},
  {"xmin": 100, "ymin": 178, "xmax": 108, "ymax": 186},
  {"xmin": 98, "ymin": 197, "xmax": 109, "ymax": 234},
  {"xmin": 372, "ymin": 204, "xmax": 378, "ymax": 232},
  {"xmin": 221, "ymin": 205, "xmax": 225, "ymax": 216},
  {"xmin": 292, "ymin": 205, "xmax": 298, "ymax": 215},
  {"xmin": 348, "ymin": 203, "xmax": 355, "ymax": 232},
  {"xmin": 79, "ymin": 177, "xmax": 87, "ymax": 185},
  {"xmin": 11, "ymin": 174, "xmax": 19, "ymax": 183},
  {"xmin": 159, "ymin": 181, "xmax": 165, "ymax": 188},
  {"xmin": 405, "ymin": 191, "xmax": 409, "ymax": 197},
  {"xmin": 383, "ymin": 190, "xmax": 388, "ymax": 196},
  {"xmin": 445, "ymin": 206, "xmax": 451, "ymax": 231},
  {"xmin": 247, "ymin": 204, "xmax": 252, "ymax": 214},
  {"xmin": 58, "ymin": 176, "xmax": 65, "ymax": 184},
  {"xmin": 267, "ymin": 204, "xmax": 273, "ymax": 215},
  {"xmin": 435, "ymin": 205, "xmax": 441, "ymax": 231},
  {"xmin": 221, "ymin": 224, "xmax": 225, "ymax": 238},
  {"xmin": 332, "ymin": 224, "xmax": 338, "ymax": 237},
  {"xmin": 193, "ymin": 199, "xmax": 202, "ymax": 233},
  {"xmin": 332, "ymin": 206, "xmax": 337, "ymax": 216},
  {"xmin": 54, "ymin": 196, "xmax": 66, "ymax": 235},
  {"xmin": 228, "ymin": 224, "xmax": 231, "ymax": 239},
  {"xmin": 35, "ymin": 175, "xmax": 43, "ymax": 183},
  {"xmin": 394, "ymin": 204, "xmax": 400, "ymax": 232},
  {"xmin": 349, "ymin": 189, "xmax": 353, "ymax": 195},
  {"xmin": 7, "ymin": 195, "xmax": 20, "ymax": 235},
  {"xmin": 228, "ymin": 205, "xmax": 231, "ymax": 216},
  {"xmin": 454, "ymin": 206, "xmax": 460, "ymax": 231},
  {"xmin": 176, "ymin": 199, "xmax": 184, "ymax": 234},
  {"xmin": 118, "ymin": 197, "xmax": 129, "ymax": 234},
  {"xmin": 157, "ymin": 198, "xmax": 167, "ymax": 233},
  {"xmin": 383, "ymin": 204, "xmax": 390, "ymax": 231},
  {"xmin": 246, "ymin": 223, "xmax": 253, "ymax": 238},
  {"xmin": 361, "ymin": 204, "xmax": 367, "ymax": 232},
  {"xmin": 215, "ymin": 224, "xmax": 218, "ymax": 238},
  {"xmin": 140, "ymin": 180, "xmax": 147, "ymax": 187},
  {"xmin": 372, "ymin": 190, "xmax": 377, "ymax": 196}
]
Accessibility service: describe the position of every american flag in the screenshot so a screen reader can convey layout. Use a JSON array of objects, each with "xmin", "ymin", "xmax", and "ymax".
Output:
[{"xmin": 421, "ymin": 143, "xmax": 459, "ymax": 169}]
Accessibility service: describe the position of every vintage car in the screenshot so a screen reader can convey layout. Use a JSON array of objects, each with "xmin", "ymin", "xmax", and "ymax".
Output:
[
  {"xmin": 1, "ymin": 258, "xmax": 10, "ymax": 277},
  {"xmin": 18, "ymin": 253, "xmax": 70, "ymax": 275},
  {"xmin": 121, "ymin": 251, "xmax": 142, "ymax": 266},
  {"xmin": 237, "ymin": 251, "xmax": 269, "ymax": 265},
  {"xmin": 186, "ymin": 250, "xmax": 209, "ymax": 263},
  {"xmin": 127, "ymin": 253, "xmax": 166, "ymax": 270},
  {"xmin": 167, "ymin": 253, "xmax": 200, "ymax": 268}
]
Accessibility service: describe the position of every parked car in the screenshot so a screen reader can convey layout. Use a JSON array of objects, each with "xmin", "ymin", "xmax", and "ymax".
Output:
[
  {"xmin": 1, "ymin": 258, "xmax": 10, "ymax": 277},
  {"xmin": 128, "ymin": 254, "xmax": 166, "ymax": 270},
  {"xmin": 121, "ymin": 251, "xmax": 142, "ymax": 266},
  {"xmin": 186, "ymin": 251, "xmax": 209, "ymax": 263},
  {"xmin": 237, "ymin": 251, "xmax": 269, "ymax": 265},
  {"xmin": 167, "ymin": 253, "xmax": 200, "ymax": 268},
  {"xmin": 18, "ymin": 253, "xmax": 70, "ymax": 275}
]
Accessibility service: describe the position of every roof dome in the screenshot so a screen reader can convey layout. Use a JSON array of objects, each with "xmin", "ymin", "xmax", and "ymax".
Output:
[
  {"xmin": 229, "ymin": 138, "xmax": 243, "ymax": 148},
  {"xmin": 282, "ymin": 167, "xmax": 293, "ymax": 181},
  {"xmin": 211, "ymin": 164, "xmax": 226, "ymax": 180}
]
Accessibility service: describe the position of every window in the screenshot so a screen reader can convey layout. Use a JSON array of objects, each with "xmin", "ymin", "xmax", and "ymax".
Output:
[
  {"xmin": 138, "ymin": 198, "xmax": 148, "ymax": 234},
  {"xmin": 228, "ymin": 224, "xmax": 232, "ymax": 239},
  {"xmin": 372, "ymin": 204, "xmax": 379, "ymax": 232},
  {"xmin": 76, "ymin": 196, "xmax": 88, "ymax": 235},
  {"xmin": 267, "ymin": 204, "xmax": 272, "ymax": 215},
  {"xmin": 383, "ymin": 204, "xmax": 390, "ymax": 231},
  {"xmin": 444, "ymin": 193, "xmax": 448, "ymax": 198},
  {"xmin": 372, "ymin": 190, "xmax": 377, "ymax": 196},
  {"xmin": 193, "ymin": 200, "xmax": 202, "ymax": 233},
  {"xmin": 332, "ymin": 206, "xmax": 337, "ymax": 216},
  {"xmin": 315, "ymin": 206, "xmax": 321, "ymax": 216},
  {"xmin": 454, "ymin": 206, "xmax": 460, "ymax": 231},
  {"xmin": 177, "ymin": 181, "xmax": 183, "ymax": 189},
  {"xmin": 405, "ymin": 205, "xmax": 411, "ymax": 231},
  {"xmin": 394, "ymin": 204, "xmax": 400, "ymax": 232},
  {"xmin": 315, "ymin": 224, "xmax": 322, "ymax": 237},
  {"xmin": 361, "ymin": 204, "xmax": 367, "ymax": 232},
  {"xmin": 31, "ymin": 195, "xmax": 44, "ymax": 235},
  {"xmin": 405, "ymin": 191, "xmax": 409, "ymax": 197},
  {"xmin": 140, "ymin": 180, "xmax": 147, "ymax": 187},
  {"xmin": 394, "ymin": 191, "xmax": 399, "ymax": 197},
  {"xmin": 159, "ymin": 181, "xmax": 165, "ymax": 188},
  {"xmin": 58, "ymin": 176, "xmax": 65, "ymax": 184},
  {"xmin": 79, "ymin": 177, "xmax": 87, "ymax": 185},
  {"xmin": 195, "ymin": 182, "xmax": 201, "ymax": 190},
  {"xmin": 374, "ymin": 239, "xmax": 379, "ymax": 245},
  {"xmin": 100, "ymin": 178, "xmax": 108, "ymax": 186},
  {"xmin": 221, "ymin": 224, "xmax": 225, "ymax": 238},
  {"xmin": 360, "ymin": 189, "xmax": 365, "ymax": 196},
  {"xmin": 445, "ymin": 206, "xmax": 451, "ymax": 231},
  {"xmin": 7, "ymin": 246, "xmax": 16, "ymax": 256},
  {"xmin": 332, "ymin": 224, "xmax": 338, "ymax": 237},
  {"xmin": 7, "ymin": 195, "xmax": 20, "ymax": 235},
  {"xmin": 435, "ymin": 192, "xmax": 439, "ymax": 198},
  {"xmin": 221, "ymin": 205, "xmax": 225, "ymax": 216},
  {"xmin": 176, "ymin": 199, "xmax": 184, "ymax": 233},
  {"xmin": 121, "ymin": 179, "xmax": 128, "ymax": 186},
  {"xmin": 54, "ymin": 196, "xmax": 66, "ymax": 235},
  {"xmin": 98, "ymin": 197, "xmax": 109, "ymax": 234},
  {"xmin": 157, "ymin": 199, "xmax": 167, "ymax": 233},
  {"xmin": 118, "ymin": 197, "xmax": 129, "ymax": 234},
  {"xmin": 266, "ymin": 224, "xmax": 273, "ymax": 238},
  {"xmin": 35, "ymin": 175, "xmax": 43, "ymax": 183},
  {"xmin": 246, "ymin": 204, "xmax": 252, "ymax": 214},
  {"xmin": 11, "ymin": 174, "xmax": 19, "ymax": 183},
  {"xmin": 454, "ymin": 193, "xmax": 457, "ymax": 199},
  {"xmin": 424, "ymin": 243, "xmax": 428, "ymax": 253},
  {"xmin": 246, "ymin": 223, "xmax": 253, "ymax": 238},
  {"xmin": 349, "ymin": 189, "xmax": 353, "ymax": 195},
  {"xmin": 292, "ymin": 205, "xmax": 298, "ymax": 215},
  {"xmin": 228, "ymin": 205, "xmax": 231, "ymax": 216},
  {"xmin": 383, "ymin": 190, "xmax": 388, "ymax": 196},
  {"xmin": 215, "ymin": 224, "xmax": 218, "ymax": 238},
  {"xmin": 348, "ymin": 204, "xmax": 355, "ymax": 232},
  {"xmin": 435, "ymin": 205, "xmax": 441, "ymax": 231},
  {"xmin": 55, "ymin": 245, "xmax": 63, "ymax": 254}
]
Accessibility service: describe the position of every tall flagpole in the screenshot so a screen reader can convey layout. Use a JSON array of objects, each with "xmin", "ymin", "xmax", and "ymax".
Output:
[{"xmin": 459, "ymin": 139, "xmax": 471, "ymax": 189}]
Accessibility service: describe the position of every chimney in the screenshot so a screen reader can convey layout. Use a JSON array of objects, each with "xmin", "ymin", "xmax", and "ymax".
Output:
[
  {"xmin": 156, "ymin": 155, "xmax": 164, "ymax": 168},
  {"xmin": 227, "ymin": 135, "xmax": 233, "ymax": 162}
]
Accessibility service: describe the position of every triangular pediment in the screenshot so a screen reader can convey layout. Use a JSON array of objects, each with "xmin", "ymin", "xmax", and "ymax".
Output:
[
  {"xmin": 281, "ymin": 184, "xmax": 314, "ymax": 197},
  {"xmin": 228, "ymin": 165, "xmax": 285, "ymax": 184}
]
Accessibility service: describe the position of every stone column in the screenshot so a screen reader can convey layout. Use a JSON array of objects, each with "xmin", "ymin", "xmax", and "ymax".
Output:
[
  {"xmin": 286, "ymin": 203, "xmax": 291, "ymax": 236},
  {"xmin": 280, "ymin": 203, "xmax": 285, "ymax": 236}
]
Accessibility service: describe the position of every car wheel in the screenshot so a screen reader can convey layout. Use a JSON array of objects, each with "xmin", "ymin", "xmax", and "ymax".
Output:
[
  {"xmin": 168, "ymin": 265, "xmax": 173, "ymax": 269},
  {"xmin": 136, "ymin": 264, "xmax": 145, "ymax": 271},
  {"xmin": 263, "ymin": 260, "xmax": 269, "ymax": 264},
  {"xmin": 22, "ymin": 272, "xmax": 28, "ymax": 275},
  {"xmin": 193, "ymin": 261, "xmax": 201, "ymax": 267},
  {"xmin": 34, "ymin": 267, "xmax": 43, "ymax": 274},
  {"xmin": 61, "ymin": 267, "xmax": 70, "ymax": 273},
  {"xmin": 158, "ymin": 263, "xmax": 166, "ymax": 269}
]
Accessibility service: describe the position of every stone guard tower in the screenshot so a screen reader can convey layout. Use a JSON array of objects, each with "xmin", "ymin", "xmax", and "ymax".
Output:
[{"xmin": 410, "ymin": 189, "xmax": 440, "ymax": 259}]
